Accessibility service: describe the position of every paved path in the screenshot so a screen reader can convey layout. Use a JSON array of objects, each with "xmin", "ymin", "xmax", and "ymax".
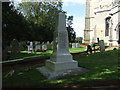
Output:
[{"xmin": 1, "ymin": 55, "xmax": 42, "ymax": 64}]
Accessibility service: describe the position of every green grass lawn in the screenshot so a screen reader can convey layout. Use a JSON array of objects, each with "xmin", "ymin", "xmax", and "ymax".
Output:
[
  {"xmin": 69, "ymin": 47, "xmax": 86, "ymax": 53},
  {"xmin": 8, "ymin": 47, "xmax": 86, "ymax": 60},
  {"xmin": 2, "ymin": 49, "xmax": 120, "ymax": 88}
]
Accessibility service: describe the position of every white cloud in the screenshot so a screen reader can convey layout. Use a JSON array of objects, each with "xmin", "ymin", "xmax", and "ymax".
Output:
[{"xmin": 72, "ymin": 17, "xmax": 85, "ymax": 37}]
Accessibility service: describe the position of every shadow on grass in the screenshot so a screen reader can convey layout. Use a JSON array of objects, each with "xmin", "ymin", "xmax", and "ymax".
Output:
[{"xmin": 2, "ymin": 49, "xmax": 120, "ymax": 88}]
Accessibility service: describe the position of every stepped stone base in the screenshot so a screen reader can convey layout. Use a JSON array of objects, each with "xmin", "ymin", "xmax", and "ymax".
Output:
[
  {"xmin": 37, "ymin": 60, "xmax": 88, "ymax": 80},
  {"xmin": 45, "ymin": 60, "xmax": 78, "ymax": 71}
]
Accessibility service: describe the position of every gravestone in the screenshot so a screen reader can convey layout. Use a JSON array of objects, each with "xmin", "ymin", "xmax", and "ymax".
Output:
[
  {"xmin": 99, "ymin": 40, "xmax": 105, "ymax": 52},
  {"xmin": 47, "ymin": 41, "xmax": 52, "ymax": 50},
  {"xmin": 37, "ymin": 13, "xmax": 88, "ymax": 80},
  {"xmin": 76, "ymin": 43, "xmax": 80, "ymax": 48},
  {"xmin": 35, "ymin": 41, "xmax": 41, "ymax": 51},
  {"xmin": 28, "ymin": 41, "xmax": 34, "ymax": 53},
  {"xmin": 51, "ymin": 41, "xmax": 53, "ymax": 49},
  {"xmin": 10, "ymin": 39, "xmax": 20, "ymax": 53},
  {"xmin": 47, "ymin": 41, "xmax": 50, "ymax": 44},
  {"xmin": 19, "ymin": 41, "xmax": 26, "ymax": 51},
  {"xmin": 72, "ymin": 43, "xmax": 76, "ymax": 48},
  {"xmin": 35, "ymin": 45, "xmax": 41, "ymax": 52},
  {"xmin": 2, "ymin": 47, "xmax": 10, "ymax": 61},
  {"xmin": 42, "ymin": 42, "xmax": 47, "ymax": 51}
]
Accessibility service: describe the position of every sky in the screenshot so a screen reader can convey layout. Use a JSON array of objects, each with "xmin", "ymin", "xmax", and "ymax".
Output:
[
  {"xmin": 62, "ymin": 0, "xmax": 85, "ymax": 37},
  {"xmin": 14, "ymin": 0, "xmax": 86, "ymax": 37}
]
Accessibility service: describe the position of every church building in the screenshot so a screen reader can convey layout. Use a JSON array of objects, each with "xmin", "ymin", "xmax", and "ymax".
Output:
[{"xmin": 84, "ymin": 0, "xmax": 120, "ymax": 46}]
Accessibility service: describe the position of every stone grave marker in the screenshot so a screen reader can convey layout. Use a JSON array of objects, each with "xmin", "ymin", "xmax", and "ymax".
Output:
[
  {"xmin": 51, "ymin": 41, "xmax": 53, "ymax": 49},
  {"xmin": 35, "ymin": 41, "xmax": 41, "ymax": 52},
  {"xmin": 28, "ymin": 41, "xmax": 34, "ymax": 53},
  {"xmin": 72, "ymin": 43, "xmax": 76, "ymax": 48},
  {"xmin": 42, "ymin": 42, "xmax": 47, "ymax": 51},
  {"xmin": 47, "ymin": 41, "xmax": 52, "ymax": 50},
  {"xmin": 99, "ymin": 40, "xmax": 105, "ymax": 52},
  {"xmin": 19, "ymin": 41, "xmax": 26, "ymax": 51},
  {"xmin": 10, "ymin": 39, "xmax": 20, "ymax": 53},
  {"xmin": 37, "ymin": 13, "xmax": 88, "ymax": 80},
  {"xmin": 2, "ymin": 47, "xmax": 9, "ymax": 61},
  {"xmin": 76, "ymin": 43, "xmax": 80, "ymax": 48}
]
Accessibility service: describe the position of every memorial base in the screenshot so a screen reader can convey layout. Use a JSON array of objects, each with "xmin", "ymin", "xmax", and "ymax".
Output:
[{"xmin": 37, "ymin": 60, "xmax": 88, "ymax": 80}]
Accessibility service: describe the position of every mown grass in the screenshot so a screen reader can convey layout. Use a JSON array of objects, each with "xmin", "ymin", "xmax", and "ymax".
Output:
[
  {"xmin": 69, "ymin": 47, "xmax": 86, "ymax": 53},
  {"xmin": 8, "ymin": 47, "xmax": 86, "ymax": 60},
  {"xmin": 2, "ymin": 49, "xmax": 120, "ymax": 88}
]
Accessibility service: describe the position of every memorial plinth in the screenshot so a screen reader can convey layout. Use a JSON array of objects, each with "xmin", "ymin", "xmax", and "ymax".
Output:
[{"xmin": 37, "ymin": 13, "xmax": 88, "ymax": 80}]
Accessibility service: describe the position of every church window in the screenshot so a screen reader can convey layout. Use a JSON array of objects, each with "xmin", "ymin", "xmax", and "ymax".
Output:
[{"xmin": 105, "ymin": 17, "xmax": 111, "ymax": 36}]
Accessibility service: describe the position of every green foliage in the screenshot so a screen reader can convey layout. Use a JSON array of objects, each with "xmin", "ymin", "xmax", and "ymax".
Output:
[
  {"xmin": 75, "ymin": 37, "xmax": 83, "ymax": 43},
  {"xmin": 2, "ymin": 2, "xmax": 29, "ymax": 46},
  {"xmin": 69, "ymin": 47, "xmax": 86, "ymax": 53},
  {"xmin": 18, "ymin": 1, "xmax": 65, "ymax": 42},
  {"xmin": 2, "ymin": 1, "xmax": 66, "ymax": 47},
  {"xmin": 66, "ymin": 16, "xmax": 76, "ymax": 42}
]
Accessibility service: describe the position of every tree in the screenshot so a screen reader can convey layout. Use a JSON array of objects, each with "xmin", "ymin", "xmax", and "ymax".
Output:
[
  {"xmin": 2, "ymin": 2, "xmax": 29, "ymax": 47},
  {"xmin": 75, "ymin": 37, "xmax": 83, "ymax": 43},
  {"xmin": 18, "ymin": 1, "xmax": 65, "ymax": 42},
  {"xmin": 66, "ymin": 16, "xmax": 76, "ymax": 43}
]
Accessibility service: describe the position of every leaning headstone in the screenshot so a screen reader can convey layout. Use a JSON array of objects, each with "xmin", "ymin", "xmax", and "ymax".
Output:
[
  {"xmin": 99, "ymin": 40, "xmax": 105, "ymax": 52},
  {"xmin": 72, "ymin": 43, "xmax": 76, "ymax": 48},
  {"xmin": 37, "ymin": 13, "xmax": 88, "ymax": 80},
  {"xmin": 10, "ymin": 39, "xmax": 20, "ymax": 53}
]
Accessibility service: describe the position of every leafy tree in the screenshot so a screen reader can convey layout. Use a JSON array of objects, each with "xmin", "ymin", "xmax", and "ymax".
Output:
[
  {"xmin": 2, "ymin": 2, "xmax": 29, "ymax": 47},
  {"xmin": 66, "ymin": 16, "xmax": 76, "ymax": 43},
  {"xmin": 75, "ymin": 37, "xmax": 83, "ymax": 43},
  {"xmin": 18, "ymin": 1, "xmax": 65, "ymax": 42}
]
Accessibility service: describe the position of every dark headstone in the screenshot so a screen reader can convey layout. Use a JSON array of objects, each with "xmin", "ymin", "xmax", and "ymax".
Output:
[
  {"xmin": 2, "ymin": 48, "xmax": 10, "ymax": 61},
  {"xmin": 10, "ymin": 39, "xmax": 20, "ymax": 53}
]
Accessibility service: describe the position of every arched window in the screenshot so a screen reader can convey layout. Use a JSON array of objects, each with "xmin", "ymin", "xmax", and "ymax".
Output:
[
  {"xmin": 105, "ymin": 17, "xmax": 111, "ymax": 36},
  {"xmin": 115, "ymin": 22, "xmax": 120, "ymax": 44}
]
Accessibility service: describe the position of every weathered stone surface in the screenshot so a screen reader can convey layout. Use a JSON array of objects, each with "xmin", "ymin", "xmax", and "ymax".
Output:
[
  {"xmin": 10, "ymin": 39, "xmax": 20, "ymax": 53},
  {"xmin": 37, "ymin": 67, "xmax": 88, "ymax": 80},
  {"xmin": 37, "ymin": 13, "xmax": 88, "ymax": 80},
  {"xmin": 99, "ymin": 40, "xmax": 105, "ymax": 52}
]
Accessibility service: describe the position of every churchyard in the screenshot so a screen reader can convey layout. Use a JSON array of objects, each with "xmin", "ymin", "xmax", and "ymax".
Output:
[
  {"xmin": 2, "ymin": 1, "xmax": 120, "ymax": 89},
  {"xmin": 2, "ymin": 12, "xmax": 120, "ymax": 89}
]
